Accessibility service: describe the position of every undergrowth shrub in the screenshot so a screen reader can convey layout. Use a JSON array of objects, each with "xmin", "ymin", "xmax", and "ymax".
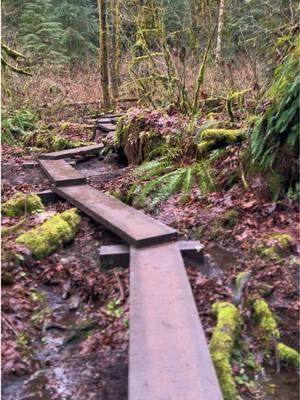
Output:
[{"xmin": 2, "ymin": 109, "xmax": 37, "ymax": 144}]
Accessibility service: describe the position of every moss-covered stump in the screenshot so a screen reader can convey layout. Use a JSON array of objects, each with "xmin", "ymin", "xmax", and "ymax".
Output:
[
  {"xmin": 253, "ymin": 299, "xmax": 280, "ymax": 346},
  {"xmin": 210, "ymin": 301, "xmax": 241, "ymax": 400},
  {"xmin": 198, "ymin": 129, "xmax": 245, "ymax": 155},
  {"xmin": 3, "ymin": 193, "xmax": 44, "ymax": 217},
  {"xmin": 257, "ymin": 233, "xmax": 293, "ymax": 261},
  {"xmin": 16, "ymin": 208, "xmax": 80, "ymax": 259},
  {"xmin": 277, "ymin": 343, "xmax": 300, "ymax": 369}
]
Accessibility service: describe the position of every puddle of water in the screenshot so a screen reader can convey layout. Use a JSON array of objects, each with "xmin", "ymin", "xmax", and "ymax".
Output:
[
  {"xmin": 253, "ymin": 368, "xmax": 300, "ymax": 400},
  {"xmin": 185, "ymin": 244, "xmax": 241, "ymax": 277}
]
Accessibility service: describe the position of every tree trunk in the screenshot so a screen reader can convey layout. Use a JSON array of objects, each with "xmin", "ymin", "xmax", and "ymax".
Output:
[
  {"xmin": 110, "ymin": 0, "xmax": 121, "ymax": 100},
  {"xmin": 98, "ymin": 0, "xmax": 110, "ymax": 111},
  {"xmin": 215, "ymin": 0, "xmax": 225, "ymax": 64}
]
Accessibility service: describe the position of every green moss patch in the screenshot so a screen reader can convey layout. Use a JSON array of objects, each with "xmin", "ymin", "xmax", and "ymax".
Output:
[
  {"xmin": 16, "ymin": 208, "xmax": 80, "ymax": 259},
  {"xmin": 220, "ymin": 209, "xmax": 239, "ymax": 229},
  {"xmin": 257, "ymin": 233, "xmax": 293, "ymax": 261},
  {"xmin": 210, "ymin": 301, "xmax": 241, "ymax": 400},
  {"xmin": 277, "ymin": 343, "xmax": 300, "ymax": 369},
  {"xmin": 3, "ymin": 192, "xmax": 44, "ymax": 217}
]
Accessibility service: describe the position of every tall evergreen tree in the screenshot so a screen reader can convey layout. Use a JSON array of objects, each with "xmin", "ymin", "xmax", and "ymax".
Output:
[
  {"xmin": 20, "ymin": 0, "xmax": 68, "ymax": 64},
  {"xmin": 53, "ymin": 0, "xmax": 98, "ymax": 62}
]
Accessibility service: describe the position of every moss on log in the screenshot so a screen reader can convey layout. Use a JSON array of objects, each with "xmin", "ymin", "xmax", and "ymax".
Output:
[
  {"xmin": 210, "ymin": 301, "xmax": 241, "ymax": 400},
  {"xmin": 16, "ymin": 208, "xmax": 80, "ymax": 259},
  {"xmin": 198, "ymin": 129, "xmax": 245, "ymax": 155}
]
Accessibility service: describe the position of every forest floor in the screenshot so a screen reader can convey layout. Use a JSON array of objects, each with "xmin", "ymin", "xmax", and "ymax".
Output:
[{"xmin": 1, "ymin": 123, "xmax": 299, "ymax": 399}]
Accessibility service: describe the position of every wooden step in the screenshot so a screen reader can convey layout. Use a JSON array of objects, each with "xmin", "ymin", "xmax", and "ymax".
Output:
[
  {"xmin": 99, "ymin": 241, "xmax": 204, "ymax": 268},
  {"xmin": 38, "ymin": 144, "xmax": 103, "ymax": 160},
  {"xmin": 38, "ymin": 159, "xmax": 87, "ymax": 187},
  {"xmin": 54, "ymin": 184, "xmax": 177, "ymax": 246},
  {"xmin": 129, "ymin": 242, "xmax": 222, "ymax": 400},
  {"xmin": 22, "ymin": 160, "xmax": 76, "ymax": 168},
  {"xmin": 97, "ymin": 123, "xmax": 116, "ymax": 132},
  {"xmin": 36, "ymin": 190, "xmax": 61, "ymax": 206}
]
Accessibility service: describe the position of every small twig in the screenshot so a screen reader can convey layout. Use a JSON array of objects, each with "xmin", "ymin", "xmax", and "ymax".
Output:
[
  {"xmin": 114, "ymin": 271, "xmax": 124, "ymax": 301},
  {"xmin": 1, "ymin": 312, "xmax": 19, "ymax": 336}
]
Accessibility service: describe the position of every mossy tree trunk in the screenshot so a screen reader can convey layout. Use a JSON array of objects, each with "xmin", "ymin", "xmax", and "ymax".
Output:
[
  {"xmin": 98, "ymin": 0, "xmax": 111, "ymax": 111},
  {"xmin": 215, "ymin": 0, "xmax": 225, "ymax": 64},
  {"xmin": 110, "ymin": 0, "xmax": 121, "ymax": 100}
]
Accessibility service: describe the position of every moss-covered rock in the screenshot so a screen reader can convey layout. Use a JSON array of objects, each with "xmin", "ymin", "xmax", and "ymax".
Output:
[
  {"xmin": 277, "ymin": 343, "xmax": 300, "ymax": 369},
  {"xmin": 253, "ymin": 298, "xmax": 280, "ymax": 345},
  {"xmin": 3, "ymin": 193, "xmax": 44, "ymax": 217},
  {"xmin": 221, "ymin": 209, "xmax": 239, "ymax": 228},
  {"xmin": 198, "ymin": 129, "xmax": 245, "ymax": 155},
  {"xmin": 210, "ymin": 301, "xmax": 241, "ymax": 400},
  {"xmin": 16, "ymin": 208, "xmax": 80, "ymax": 259},
  {"xmin": 257, "ymin": 233, "xmax": 293, "ymax": 261}
]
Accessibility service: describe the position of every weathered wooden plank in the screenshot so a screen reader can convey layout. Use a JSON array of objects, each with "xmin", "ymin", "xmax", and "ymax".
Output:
[
  {"xmin": 38, "ymin": 159, "xmax": 87, "ymax": 187},
  {"xmin": 129, "ymin": 242, "xmax": 222, "ymax": 400},
  {"xmin": 97, "ymin": 123, "xmax": 116, "ymax": 132},
  {"xmin": 38, "ymin": 144, "xmax": 103, "ymax": 160},
  {"xmin": 54, "ymin": 184, "xmax": 177, "ymax": 246},
  {"xmin": 22, "ymin": 160, "xmax": 76, "ymax": 168},
  {"xmin": 98, "ymin": 240, "xmax": 204, "ymax": 268}
]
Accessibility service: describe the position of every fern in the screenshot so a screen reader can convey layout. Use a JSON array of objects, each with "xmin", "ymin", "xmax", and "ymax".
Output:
[
  {"xmin": 2, "ymin": 109, "xmax": 37, "ymax": 144},
  {"xmin": 251, "ymin": 35, "xmax": 300, "ymax": 194},
  {"xmin": 129, "ymin": 158, "xmax": 216, "ymax": 209}
]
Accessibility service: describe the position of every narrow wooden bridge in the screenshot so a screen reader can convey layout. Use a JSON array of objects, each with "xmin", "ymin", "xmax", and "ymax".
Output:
[{"xmin": 36, "ymin": 114, "xmax": 223, "ymax": 400}]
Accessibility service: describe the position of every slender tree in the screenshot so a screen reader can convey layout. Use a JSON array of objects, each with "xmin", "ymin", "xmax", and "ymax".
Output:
[
  {"xmin": 215, "ymin": 0, "xmax": 225, "ymax": 64},
  {"xmin": 98, "ymin": 0, "xmax": 110, "ymax": 110},
  {"xmin": 109, "ymin": 0, "xmax": 121, "ymax": 100}
]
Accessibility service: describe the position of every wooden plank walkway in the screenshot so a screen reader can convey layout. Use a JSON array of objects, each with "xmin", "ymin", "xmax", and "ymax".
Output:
[
  {"xmin": 38, "ymin": 144, "xmax": 103, "ymax": 160},
  {"xmin": 38, "ymin": 159, "xmax": 87, "ymax": 186},
  {"xmin": 37, "ymin": 120, "xmax": 222, "ymax": 399},
  {"xmin": 99, "ymin": 241, "xmax": 204, "ymax": 268},
  {"xmin": 53, "ymin": 184, "xmax": 177, "ymax": 246},
  {"xmin": 130, "ymin": 242, "xmax": 222, "ymax": 400}
]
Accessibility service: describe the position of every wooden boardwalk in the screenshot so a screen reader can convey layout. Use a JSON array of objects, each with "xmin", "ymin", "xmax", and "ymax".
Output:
[
  {"xmin": 99, "ymin": 241, "xmax": 204, "ymax": 268},
  {"xmin": 54, "ymin": 184, "xmax": 177, "ymax": 246},
  {"xmin": 39, "ymin": 144, "xmax": 103, "ymax": 160},
  {"xmin": 37, "ymin": 114, "xmax": 222, "ymax": 400}
]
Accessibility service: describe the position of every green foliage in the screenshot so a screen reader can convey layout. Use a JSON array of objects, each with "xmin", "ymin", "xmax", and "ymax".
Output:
[
  {"xmin": 251, "ymin": 37, "xmax": 300, "ymax": 194},
  {"xmin": 3, "ymin": 192, "xmax": 44, "ymax": 217},
  {"xmin": 127, "ymin": 157, "xmax": 216, "ymax": 209},
  {"xmin": 16, "ymin": 208, "xmax": 80, "ymax": 259},
  {"xmin": 210, "ymin": 301, "xmax": 241, "ymax": 400},
  {"xmin": 2, "ymin": 109, "xmax": 37, "ymax": 144}
]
